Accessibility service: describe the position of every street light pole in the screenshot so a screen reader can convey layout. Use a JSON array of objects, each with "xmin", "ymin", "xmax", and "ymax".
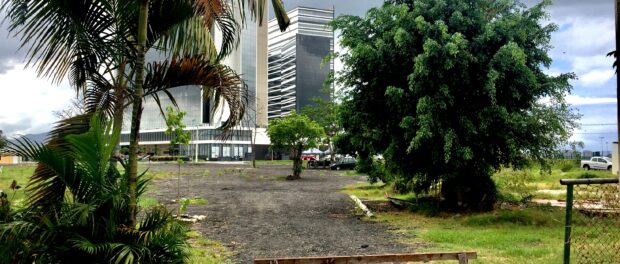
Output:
[
  {"xmin": 600, "ymin": 137, "xmax": 605, "ymax": 156},
  {"xmin": 615, "ymin": 0, "xmax": 620, "ymax": 175}
]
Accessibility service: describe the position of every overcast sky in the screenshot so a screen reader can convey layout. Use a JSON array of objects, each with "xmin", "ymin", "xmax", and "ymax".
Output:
[{"xmin": 0, "ymin": 0, "xmax": 617, "ymax": 151}]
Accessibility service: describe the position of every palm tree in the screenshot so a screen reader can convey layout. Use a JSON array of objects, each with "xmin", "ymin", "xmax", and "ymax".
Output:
[
  {"xmin": 1, "ymin": 113, "xmax": 188, "ymax": 263},
  {"xmin": 2, "ymin": 0, "xmax": 290, "ymax": 225}
]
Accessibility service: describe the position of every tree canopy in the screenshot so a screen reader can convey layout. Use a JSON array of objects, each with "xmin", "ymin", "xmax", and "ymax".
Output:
[
  {"xmin": 267, "ymin": 113, "xmax": 324, "ymax": 179},
  {"xmin": 165, "ymin": 106, "xmax": 191, "ymax": 150},
  {"xmin": 333, "ymin": 0, "xmax": 578, "ymax": 210},
  {"xmin": 0, "ymin": 130, "xmax": 7, "ymax": 151}
]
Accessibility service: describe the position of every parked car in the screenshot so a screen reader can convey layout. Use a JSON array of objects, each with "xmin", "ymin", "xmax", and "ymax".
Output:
[
  {"xmin": 302, "ymin": 154, "xmax": 317, "ymax": 160},
  {"xmin": 581, "ymin": 157, "xmax": 612, "ymax": 171},
  {"xmin": 307, "ymin": 158, "xmax": 331, "ymax": 169},
  {"xmin": 330, "ymin": 157, "xmax": 356, "ymax": 170}
]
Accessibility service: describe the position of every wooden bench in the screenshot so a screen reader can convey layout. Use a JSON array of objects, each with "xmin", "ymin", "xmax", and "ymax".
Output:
[{"xmin": 254, "ymin": 251, "xmax": 477, "ymax": 264}]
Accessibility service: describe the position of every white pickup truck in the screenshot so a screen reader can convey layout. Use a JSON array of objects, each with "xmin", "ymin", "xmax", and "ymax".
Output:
[{"xmin": 581, "ymin": 157, "xmax": 612, "ymax": 171}]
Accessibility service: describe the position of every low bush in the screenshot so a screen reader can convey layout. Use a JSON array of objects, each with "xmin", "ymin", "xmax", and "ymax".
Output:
[
  {"xmin": 465, "ymin": 207, "xmax": 561, "ymax": 227},
  {"xmin": 493, "ymin": 169, "xmax": 535, "ymax": 204},
  {"xmin": 0, "ymin": 114, "xmax": 188, "ymax": 263}
]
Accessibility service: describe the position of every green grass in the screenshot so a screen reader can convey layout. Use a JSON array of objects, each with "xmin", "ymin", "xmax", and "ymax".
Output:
[
  {"xmin": 334, "ymin": 170, "xmax": 365, "ymax": 177},
  {"xmin": 253, "ymin": 160, "xmax": 294, "ymax": 166},
  {"xmin": 186, "ymin": 198, "xmax": 208, "ymax": 205},
  {"xmin": 138, "ymin": 197, "xmax": 160, "ymax": 208},
  {"xmin": 342, "ymin": 172, "xmax": 619, "ymax": 264},
  {"xmin": 0, "ymin": 165, "xmax": 36, "ymax": 207},
  {"xmin": 493, "ymin": 166, "xmax": 615, "ymax": 202},
  {"xmin": 369, "ymin": 206, "xmax": 565, "ymax": 264},
  {"xmin": 187, "ymin": 231, "xmax": 233, "ymax": 264}
]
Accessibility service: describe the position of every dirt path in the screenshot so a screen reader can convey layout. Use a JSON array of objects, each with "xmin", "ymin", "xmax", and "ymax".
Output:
[{"xmin": 148, "ymin": 163, "xmax": 412, "ymax": 263}]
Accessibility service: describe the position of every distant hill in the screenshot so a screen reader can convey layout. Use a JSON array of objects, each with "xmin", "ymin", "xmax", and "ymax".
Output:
[{"xmin": 9, "ymin": 132, "xmax": 49, "ymax": 145}]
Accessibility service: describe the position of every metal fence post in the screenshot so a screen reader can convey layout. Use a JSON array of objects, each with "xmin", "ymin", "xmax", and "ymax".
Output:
[{"xmin": 563, "ymin": 183, "xmax": 574, "ymax": 264}]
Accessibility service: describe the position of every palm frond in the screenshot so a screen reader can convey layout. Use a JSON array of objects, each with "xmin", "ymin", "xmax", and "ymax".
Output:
[
  {"xmin": 223, "ymin": 0, "xmax": 290, "ymax": 31},
  {"xmin": 1, "ymin": 0, "xmax": 117, "ymax": 85},
  {"xmin": 143, "ymin": 56, "xmax": 247, "ymax": 135}
]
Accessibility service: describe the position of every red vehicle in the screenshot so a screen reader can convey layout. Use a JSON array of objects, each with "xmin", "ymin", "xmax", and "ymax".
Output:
[{"xmin": 302, "ymin": 155, "xmax": 317, "ymax": 161}]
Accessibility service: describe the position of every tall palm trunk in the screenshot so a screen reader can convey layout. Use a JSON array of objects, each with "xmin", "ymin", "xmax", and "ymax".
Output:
[
  {"xmin": 128, "ymin": 0, "xmax": 150, "ymax": 227},
  {"xmin": 112, "ymin": 62, "xmax": 127, "ymax": 137}
]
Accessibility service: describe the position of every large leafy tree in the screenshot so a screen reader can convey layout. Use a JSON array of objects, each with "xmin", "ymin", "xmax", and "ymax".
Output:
[
  {"xmin": 267, "ymin": 113, "xmax": 324, "ymax": 180},
  {"xmin": 0, "ymin": 130, "xmax": 7, "ymax": 150},
  {"xmin": 334, "ymin": 0, "xmax": 577, "ymax": 210},
  {"xmin": 2, "ymin": 0, "xmax": 290, "ymax": 225},
  {"xmin": 301, "ymin": 86, "xmax": 340, "ymax": 163}
]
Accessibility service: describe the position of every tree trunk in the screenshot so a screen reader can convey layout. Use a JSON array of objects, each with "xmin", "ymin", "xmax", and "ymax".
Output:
[
  {"xmin": 252, "ymin": 125, "xmax": 257, "ymax": 168},
  {"xmin": 127, "ymin": 0, "xmax": 150, "ymax": 227},
  {"xmin": 328, "ymin": 137, "xmax": 335, "ymax": 164},
  {"xmin": 112, "ymin": 61, "xmax": 127, "ymax": 133},
  {"xmin": 289, "ymin": 144, "xmax": 303, "ymax": 180}
]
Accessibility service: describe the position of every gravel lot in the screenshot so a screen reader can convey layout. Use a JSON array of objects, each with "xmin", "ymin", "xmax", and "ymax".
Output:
[{"xmin": 147, "ymin": 162, "xmax": 413, "ymax": 263}]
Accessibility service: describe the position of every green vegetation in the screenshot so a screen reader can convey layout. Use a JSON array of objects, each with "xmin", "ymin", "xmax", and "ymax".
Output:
[
  {"xmin": 0, "ymin": 130, "xmax": 7, "ymax": 150},
  {"xmin": 252, "ymin": 160, "xmax": 294, "ymax": 166},
  {"xmin": 373, "ymin": 208, "xmax": 564, "ymax": 264},
  {"xmin": 301, "ymin": 86, "xmax": 341, "ymax": 163},
  {"xmin": 0, "ymin": 166, "xmax": 35, "ymax": 207},
  {"xmin": 267, "ymin": 113, "xmax": 324, "ymax": 179},
  {"xmin": 187, "ymin": 231, "xmax": 232, "ymax": 264},
  {"xmin": 334, "ymin": 0, "xmax": 577, "ymax": 211},
  {"xmin": 343, "ymin": 160, "xmax": 617, "ymax": 263},
  {"xmin": 1, "ymin": 115, "xmax": 188, "ymax": 263}
]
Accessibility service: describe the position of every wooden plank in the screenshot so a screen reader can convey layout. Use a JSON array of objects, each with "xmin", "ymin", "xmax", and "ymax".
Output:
[
  {"xmin": 458, "ymin": 252, "xmax": 468, "ymax": 264},
  {"xmin": 254, "ymin": 252, "xmax": 477, "ymax": 264}
]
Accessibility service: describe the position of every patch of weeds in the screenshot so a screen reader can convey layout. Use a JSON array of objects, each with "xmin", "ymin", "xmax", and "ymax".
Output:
[
  {"xmin": 373, "ymin": 205, "xmax": 565, "ymax": 264},
  {"xmin": 341, "ymin": 183, "xmax": 392, "ymax": 201},
  {"xmin": 188, "ymin": 198, "xmax": 208, "ymax": 205},
  {"xmin": 180, "ymin": 198, "xmax": 208, "ymax": 206},
  {"xmin": 187, "ymin": 231, "xmax": 233, "ymax": 264},
  {"xmin": 203, "ymin": 169, "xmax": 211, "ymax": 177},
  {"xmin": 138, "ymin": 197, "xmax": 159, "ymax": 208},
  {"xmin": 578, "ymin": 171, "xmax": 602, "ymax": 179},
  {"xmin": 336, "ymin": 170, "xmax": 364, "ymax": 177},
  {"xmin": 493, "ymin": 169, "xmax": 536, "ymax": 204},
  {"xmin": 464, "ymin": 207, "xmax": 562, "ymax": 227}
]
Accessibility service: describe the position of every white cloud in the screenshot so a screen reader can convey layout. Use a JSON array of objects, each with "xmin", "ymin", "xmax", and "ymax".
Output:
[
  {"xmin": 566, "ymin": 95, "xmax": 616, "ymax": 105},
  {"xmin": 550, "ymin": 18, "xmax": 614, "ymax": 58},
  {"xmin": 572, "ymin": 55, "xmax": 614, "ymax": 73},
  {"xmin": 0, "ymin": 64, "xmax": 73, "ymax": 136},
  {"xmin": 578, "ymin": 69, "xmax": 615, "ymax": 87}
]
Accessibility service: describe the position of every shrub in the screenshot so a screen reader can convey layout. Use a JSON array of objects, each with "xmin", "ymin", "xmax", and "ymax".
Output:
[
  {"xmin": 465, "ymin": 207, "xmax": 560, "ymax": 227},
  {"xmin": 0, "ymin": 114, "xmax": 188, "ymax": 263},
  {"xmin": 493, "ymin": 169, "xmax": 535, "ymax": 204}
]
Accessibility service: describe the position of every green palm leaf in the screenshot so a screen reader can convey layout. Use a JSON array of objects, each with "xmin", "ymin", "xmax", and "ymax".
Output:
[{"xmin": 143, "ymin": 56, "xmax": 247, "ymax": 134}]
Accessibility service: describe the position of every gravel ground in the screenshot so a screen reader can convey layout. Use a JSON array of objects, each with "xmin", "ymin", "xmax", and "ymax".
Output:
[{"xmin": 147, "ymin": 163, "xmax": 413, "ymax": 263}]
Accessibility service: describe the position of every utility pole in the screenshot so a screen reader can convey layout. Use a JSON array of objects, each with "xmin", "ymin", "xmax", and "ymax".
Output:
[
  {"xmin": 614, "ymin": 0, "xmax": 620, "ymax": 176},
  {"xmin": 600, "ymin": 137, "xmax": 605, "ymax": 156}
]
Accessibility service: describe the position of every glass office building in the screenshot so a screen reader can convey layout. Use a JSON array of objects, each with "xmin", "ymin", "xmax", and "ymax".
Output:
[
  {"xmin": 119, "ymin": 5, "xmax": 269, "ymax": 161},
  {"xmin": 268, "ymin": 7, "xmax": 334, "ymax": 120}
]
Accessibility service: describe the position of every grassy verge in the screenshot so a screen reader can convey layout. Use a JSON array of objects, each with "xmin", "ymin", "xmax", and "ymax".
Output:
[
  {"xmin": 373, "ymin": 207, "xmax": 564, "ymax": 264},
  {"xmin": 187, "ymin": 231, "xmax": 233, "ymax": 263},
  {"xmin": 342, "ymin": 183, "xmax": 566, "ymax": 263},
  {"xmin": 0, "ymin": 165, "xmax": 36, "ymax": 206}
]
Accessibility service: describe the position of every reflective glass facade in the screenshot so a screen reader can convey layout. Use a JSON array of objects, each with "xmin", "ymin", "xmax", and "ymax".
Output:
[
  {"xmin": 119, "ymin": 5, "xmax": 268, "ymax": 160},
  {"xmin": 267, "ymin": 7, "xmax": 334, "ymax": 119}
]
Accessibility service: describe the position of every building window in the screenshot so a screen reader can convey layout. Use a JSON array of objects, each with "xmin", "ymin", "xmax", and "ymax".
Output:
[{"xmin": 211, "ymin": 146, "xmax": 220, "ymax": 159}]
